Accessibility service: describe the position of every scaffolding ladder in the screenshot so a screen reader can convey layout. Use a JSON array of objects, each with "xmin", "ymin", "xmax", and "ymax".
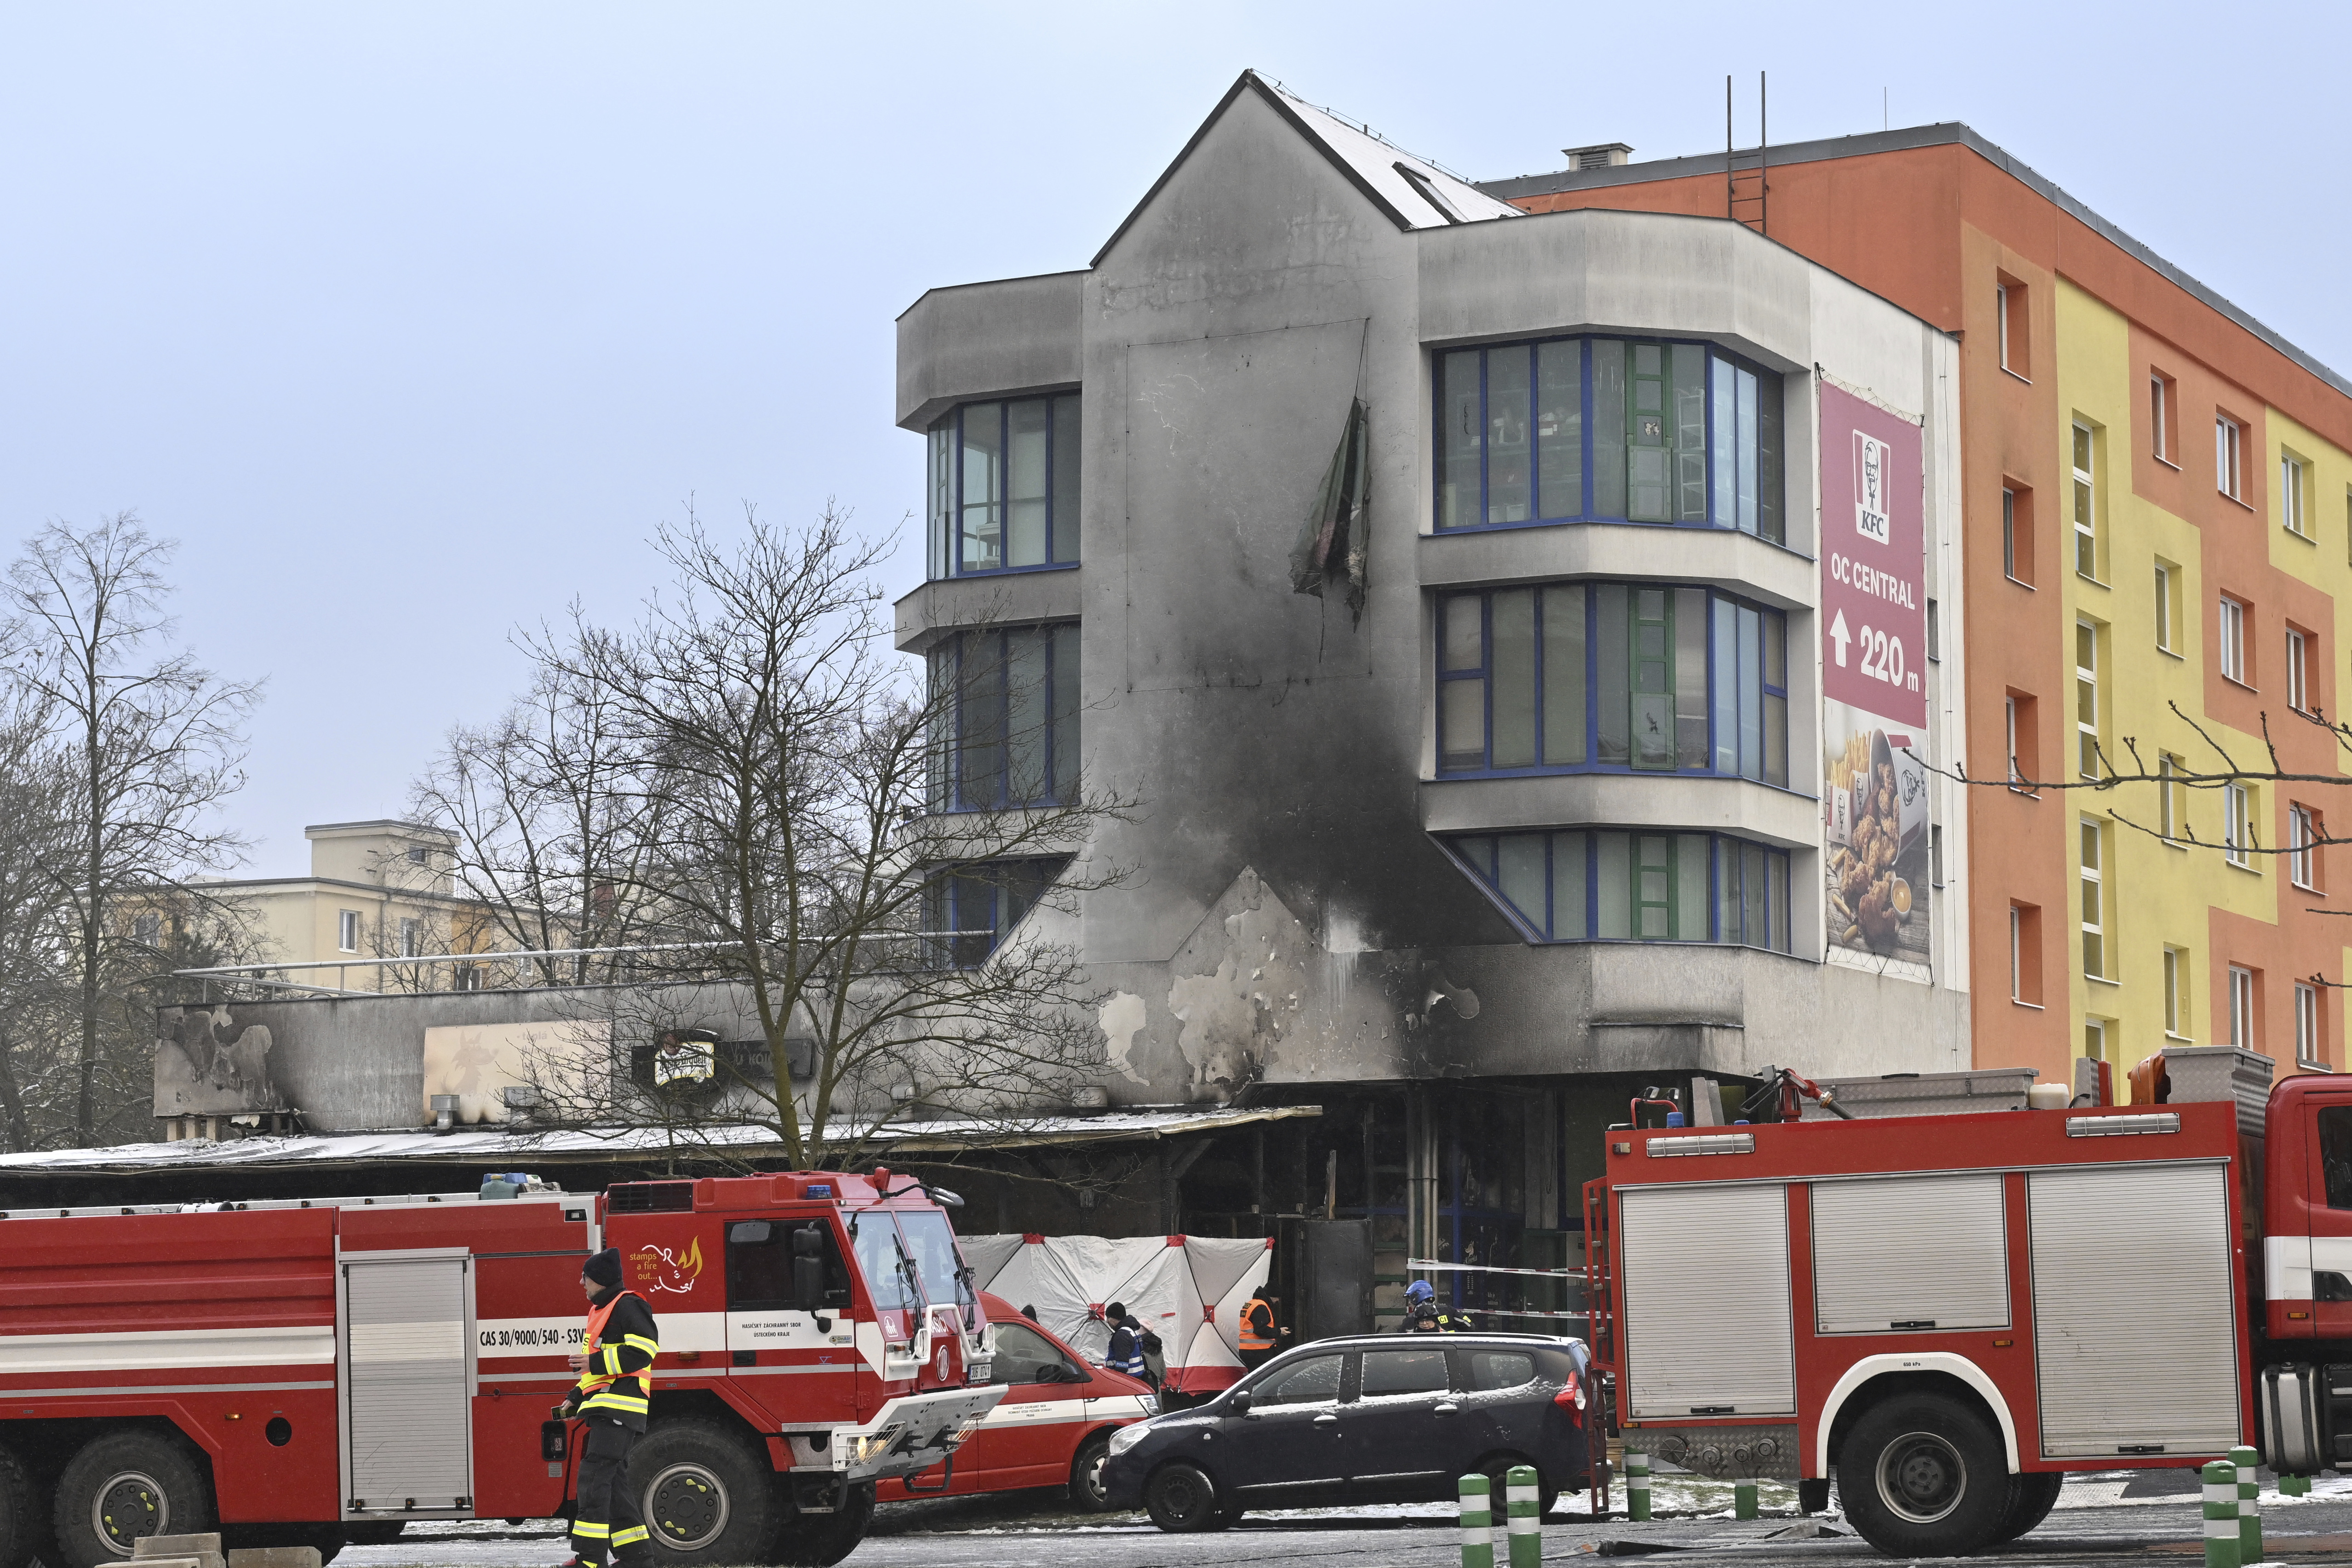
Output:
[{"xmin": 1727, "ymin": 73, "xmax": 1767, "ymax": 236}]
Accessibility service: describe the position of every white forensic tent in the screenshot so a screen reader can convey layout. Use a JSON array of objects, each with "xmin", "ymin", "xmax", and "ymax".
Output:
[{"xmin": 965, "ymin": 1233, "xmax": 1273, "ymax": 1393}]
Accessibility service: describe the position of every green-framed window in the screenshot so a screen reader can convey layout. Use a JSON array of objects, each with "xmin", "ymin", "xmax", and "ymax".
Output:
[
  {"xmin": 1448, "ymin": 829, "xmax": 1792, "ymax": 951},
  {"xmin": 1435, "ymin": 337, "xmax": 1783, "ymax": 538}
]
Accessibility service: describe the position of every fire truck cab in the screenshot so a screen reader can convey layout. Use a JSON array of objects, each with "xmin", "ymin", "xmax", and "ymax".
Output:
[{"xmin": 0, "ymin": 1167, "xmax": 1001, "ymax": 1568}]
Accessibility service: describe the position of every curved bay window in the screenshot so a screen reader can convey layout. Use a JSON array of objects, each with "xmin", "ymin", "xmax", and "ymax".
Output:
[
  {"xmin": 1435, "ymin": 337, "xmax": 1783, "ymax": 538},
  {"xmin": 1436, "ymin": 582, "xmax": 1787, "ymax": 784},
  {"xmin": 927, "ymin": 394, "xmax": 1081, "ymax": 577},
  {"xmin": 1449, "ymin": 829, "xmax": 1791, "ymax": 951}
]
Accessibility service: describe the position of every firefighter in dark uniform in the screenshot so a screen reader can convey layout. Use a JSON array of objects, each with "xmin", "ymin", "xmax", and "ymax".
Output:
[
  {"xmin": 1401, "ymin": 1278, "xmax": 1477, "ymax": 1333},
  {"xmin": 557, "ymin": 1248, "xmax": 659, "ymax": 1568}
]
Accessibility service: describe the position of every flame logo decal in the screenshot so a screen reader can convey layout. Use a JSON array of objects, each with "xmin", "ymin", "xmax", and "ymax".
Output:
[{"xmin": 632, "ymin": 1235, "xmax": 705, "ymax": 1296}]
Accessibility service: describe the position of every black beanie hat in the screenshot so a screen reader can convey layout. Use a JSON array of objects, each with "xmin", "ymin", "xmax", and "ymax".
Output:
[{"xmin": 583, "ymin": 1248, "xmax": 623, "ymax": 1289}]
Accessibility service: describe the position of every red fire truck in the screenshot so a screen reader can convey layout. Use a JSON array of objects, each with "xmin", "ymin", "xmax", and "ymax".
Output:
[
  {"xmin": 0, "ymin": 1167, "xmax": 1002, "ymax": 1568},
  {"xmin": 1584, "ymin": 1070, "xmax": 2352, "ymax": 1557}
]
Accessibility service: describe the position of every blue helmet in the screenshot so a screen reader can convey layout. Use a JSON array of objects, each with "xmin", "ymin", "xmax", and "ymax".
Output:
[{"xmin": 1405, "ymin": 1279, "xmax": 1435, "ymax": 1304}]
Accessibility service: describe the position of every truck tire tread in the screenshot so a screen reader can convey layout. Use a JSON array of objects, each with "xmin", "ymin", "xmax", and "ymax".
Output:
[
  {"xmin": 52, "ymin": 1430, "xmax": 216, "ymax": 1568},
  {"xmin": 1835, "ymin": 1391, "xmax": 2007, "ymax": 1558},
  {"xmin": 0, "ymin": 1443, "xmax": 52, "ymax": 1568},
  {"xmin": 631, "ymin": 1419, "xmax": 782, "ymax": 1567}
]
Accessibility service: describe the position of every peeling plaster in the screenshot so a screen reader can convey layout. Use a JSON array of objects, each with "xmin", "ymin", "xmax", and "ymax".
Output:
[
  {"xmin": 1168, "ymin": 867, "xmax": 1314, "ymax": 1104},
  {"xmin": 1099, "ymin": 992, "xmax": 1150, "ymax": 1085}
]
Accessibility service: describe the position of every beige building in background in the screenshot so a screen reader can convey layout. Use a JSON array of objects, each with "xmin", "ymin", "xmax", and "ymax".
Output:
[{"xmin": 184, "ymin": 820, "xmax": 498, "ymax": 985}]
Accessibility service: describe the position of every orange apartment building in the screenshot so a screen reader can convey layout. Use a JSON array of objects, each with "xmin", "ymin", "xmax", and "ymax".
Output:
[{"xmin": 1485, "ymin": 126, "xmax": 2352, "ymax": 1086}]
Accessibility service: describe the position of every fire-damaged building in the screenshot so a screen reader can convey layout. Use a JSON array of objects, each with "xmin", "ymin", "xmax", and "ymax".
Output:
[{"xmin": 0, "ymin": 71, "xmax": 1969, "ymax": 1336}]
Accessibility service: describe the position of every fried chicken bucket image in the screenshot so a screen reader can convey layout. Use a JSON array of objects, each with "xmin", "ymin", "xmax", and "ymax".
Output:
[{"xmin": 1826, "ymin": 727, "xmax": 1929, "ymax": 956}]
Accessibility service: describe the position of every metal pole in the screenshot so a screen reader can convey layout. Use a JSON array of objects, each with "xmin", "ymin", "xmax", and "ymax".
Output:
[
  {"xmin": 1759, "ymin": 72, "xmax": 1768, "ymax": 238},
  {"xmin": 1459, "ymin": 1473, "xmax": 1496, "ymax": 1568},
  {"xmin": 2203, "ymin": 1459, "xmax": 2240, "ymax": 1568},
  {"xmin": 2231, "ymin": 1444, "xmax": 2261, "ymax": 1564},
  {"xmin": 1507, "ymin": 1465, "xmax": 1542, "ymax": 1566},
  {"xmin": 1724, "ymin": 76, "xmax": 1734, "ymax": 221}
]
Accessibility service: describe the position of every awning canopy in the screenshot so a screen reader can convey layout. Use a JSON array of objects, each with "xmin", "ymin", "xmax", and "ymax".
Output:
[{"xmin": 0, "ymin": 1104, "xmax": 1323, "ymax": 1175}]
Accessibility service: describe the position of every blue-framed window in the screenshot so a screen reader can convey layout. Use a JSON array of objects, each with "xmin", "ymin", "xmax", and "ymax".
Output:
[
  {"xmin": 922, "ymin": 858, "xmax": 1065, "ymax": 968},
  {"xmin": 927, "ymin": 624, "xmax": 1080, "ymax": 811},
  {"xmin": 927, "ymin": 395, "xmax": 1081, "ymax": 577},
  {"xmin": 1435, "ymin": 337, "xmax": 1783, "ymax": 540},
  {"xmin": 1436, "ymin": 582, "xmax": 1787, "ymax": 784},
  {"xmin": 1448, "ymin": 829, "xmax": 1792, "ymax": 951}
]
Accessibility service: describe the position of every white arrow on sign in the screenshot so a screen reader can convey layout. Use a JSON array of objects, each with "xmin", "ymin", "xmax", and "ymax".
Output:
[{"xmin": 1830, "ymin": 609, "xmax": 1852, "ymax": 668}]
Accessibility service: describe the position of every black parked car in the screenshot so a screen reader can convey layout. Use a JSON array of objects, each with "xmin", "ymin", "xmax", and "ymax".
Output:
[{"xmin": 1101, "ymin": 1333, "xmax": 1594, "ymax": 1532}]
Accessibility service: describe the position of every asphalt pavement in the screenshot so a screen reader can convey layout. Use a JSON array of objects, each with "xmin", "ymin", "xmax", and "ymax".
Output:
[{"xmin": 335, "ymin": 1469, "xmax": 2352, "ymax": 1567}]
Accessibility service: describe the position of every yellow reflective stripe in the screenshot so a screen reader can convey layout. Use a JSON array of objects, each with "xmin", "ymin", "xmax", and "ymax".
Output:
[
  {"xmin": 600, "ymin": 1344, "xmax": 624, "ymax": 1375},
  {"xmin": 572, "ymin": 1522, "xmax": 611, "ymax": 1539},
  {"xmin": 610, "ymin": 1528, "xmax": 649, "ymax": 1547},
  {"xmin": 582, "ymin": 1391, "xmax": 650, "ymax": 1413},
  {"xmin": 621, "ymin": 1334, "xmax": 659, "ymax": 1355},
  {"xmin": 577, "ymin": 1372, "xmax": 613, "ymax": 1392}
]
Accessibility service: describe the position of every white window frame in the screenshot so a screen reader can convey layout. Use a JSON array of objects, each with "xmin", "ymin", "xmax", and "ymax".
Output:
[
  {"xmin": 2150, "ymin": 374, "xmax": 2169, "ymax": 462},
  {"xmin": 2291, "ymin": 803, "xmax": 2319, "ymax": 891},
  {"xmin": 2219, "ymin": 597, "xmax": 2247, "ymax": 685},
  {"xmin": 2164, "ymin": 947, "xmax": 2188, "ymax": 1038},
  {"xmin": 1997, "ymin": 285, "xmax": 2013, "ymax": 372},
  {"xmin": 2288, "ymin": 627, "xmax": 2310, "ymax": 712},
  {"xmin": 2154, "ymin": 562, "xmax": 2174, "ymax": 651},
  {"xmin": 2160, "ymin": 754, "xmax": 2184, "ymax": 844},
  {"xmin": 338, "ymin": 909, "xmax": 360, "ymax": 953},
  {"xmin": 399, "ymin": 916, "xmax": 421, "ymax": 958},
  {"xmin": 2006, "ymin": 695, "xmax": 2025, "ymax": 787},
  {"xmin": 2230, "ymin": 964, "xmax": 2256, "ymax": 1049},
  {"xmin": 2283, "ymin": 453, "xmax": 2308, "ymax": 536},
  {"xmin": 2084, "ymin": 1017, "xmax": 2108, "ymax": 1064},
  {"xmin": 2010, "ymin": 905, "xmax": 2024, "ymax": 1002},
  {"xmin": 2002, "ymin": 487, "xmax": 2021, "ymax": 582},
  {"xmin": 2080, "ymin": 817, "xmax": 2106, "ymax": 980},
  {"xmin": 2218, "ymin": 415, "xmax": 2243, "ymax": 500},
  {"xmin": 2076, "ymin": 620, "xmax": 2100, "ymax": 779},
  {"xmin": 2298, "ymin": 981, "xmax": 2323, "ymax": 1067},
  {"xmin": 2072, "ymin": 423, "xmax": 2097, "ymax": 578},
  {"xmin": 2225, "ymin": 783, "xmax": 2255, "ymax": 869}
]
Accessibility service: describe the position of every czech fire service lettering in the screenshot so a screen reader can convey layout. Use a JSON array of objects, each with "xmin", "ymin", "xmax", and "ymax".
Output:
[{"xmin": 1819, "ymin": 383, "xmax": 1930, "ymax": 984}]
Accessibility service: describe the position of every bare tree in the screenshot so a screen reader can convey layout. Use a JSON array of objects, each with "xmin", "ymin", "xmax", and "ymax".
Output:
[
  {"xmin": 409, "ymin": 660, "xmax": 665, "ymax": 984},
  {"xmin": 5, "ymin": 516, "xmax": 260, "ymax": 1141},
  {"xmin": 476, "ymin": 503, "xmax": 1134, "ymax": 1167}
]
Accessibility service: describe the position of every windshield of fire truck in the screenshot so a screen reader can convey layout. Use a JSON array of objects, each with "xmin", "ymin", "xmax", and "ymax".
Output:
[
  {"xmin": 850, "ymin": 1211, "xmax": 921, "ymax": 1311},
  {"xmin": 895, "ymin": 1208, "xmax": 972, "ymax": 1312}
]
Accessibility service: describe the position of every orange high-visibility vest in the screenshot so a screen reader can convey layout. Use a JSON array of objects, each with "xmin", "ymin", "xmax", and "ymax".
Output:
[
  {"xmin": 1239, "ymin": 1296, "xmax": 1276, "ymax": 1351},
  {"xmin": 578, "ymin": 1293, "xmax": 654, "ymax": 1400}
]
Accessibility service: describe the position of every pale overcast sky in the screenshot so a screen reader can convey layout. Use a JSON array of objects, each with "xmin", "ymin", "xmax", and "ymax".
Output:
[{"xmin": 4, "ymin": 1, "xmax": 2345, "ymax": 876}]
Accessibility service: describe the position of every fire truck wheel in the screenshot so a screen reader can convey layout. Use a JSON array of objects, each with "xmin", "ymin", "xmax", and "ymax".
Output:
[
  {"xmin": 52, "ymin": 1431, "xmax": 216, "ymax": 1568},
  {"xmin": 630, "ymin": 1421, "xmax": 781, "ymax": 1566},
  {"xmin": 773, "ymin": 1481, "xmax": 871, "ymax": 1568},
  {"xmin": 1991, "ymin": 1470, "xmax": 2064, "ymax": 1542},
  {"xmin": 1068, "ymin": 1431, "xmax": 1114, "ymax": 1512},
  {"xmin": 1143, "ymin": 1462, "xmax": 1222, "ymax": 1533},
  {"xmin": 0, "ymin": 1443, "xmax": 53, "ymax": 1568},
  {"xmin": 1836, "ymin": 1392, "xmax": 2007, "ymax": 1557}
]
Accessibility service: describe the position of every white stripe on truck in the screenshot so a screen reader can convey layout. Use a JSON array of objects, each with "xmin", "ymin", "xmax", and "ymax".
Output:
[{"xmin": 0, "ymin": 1325, "xmax": 335, "ymax": 1375}]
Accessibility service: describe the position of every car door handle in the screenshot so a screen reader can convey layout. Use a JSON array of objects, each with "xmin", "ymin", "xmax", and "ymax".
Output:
[
  {"xmin": 1314, "ymin": 1413, "xmax": 1338, "ymax": 1425},
  {"xmin": 1433, "ymin": 1402, "xmax": 1459, "ymax": 1416}
]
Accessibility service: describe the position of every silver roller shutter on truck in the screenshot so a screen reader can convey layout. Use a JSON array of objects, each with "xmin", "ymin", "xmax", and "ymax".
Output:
[
  {"xmin": 341, "ymin": 1253, "xmax": 475, "ymax": 1511},
  {"xmin": 2029, "ymin": 1163, "xmax": 2241, "ymax": 1458},
  {"xmin": 1811, "ymin": 1173, "xmax": 2009, "ymax": 1333},
  {"xmin": 1619, "ymin": 1182, "xmax": 1794, "ymax": 1419}
]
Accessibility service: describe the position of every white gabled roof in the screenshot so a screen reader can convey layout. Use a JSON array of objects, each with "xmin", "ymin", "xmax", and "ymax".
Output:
[
  {"xmin": 1255, "ymin": 77, "xmax": 1522, "ymax": 230},
  {"xmin": 1092, "ymin": 69, "xmax": 1517, "ymax": 265}
]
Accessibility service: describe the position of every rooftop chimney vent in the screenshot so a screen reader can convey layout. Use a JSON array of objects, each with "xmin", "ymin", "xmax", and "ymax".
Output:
[{"xmin": 1564, "ymin": 143, "xmax": 1634, "ymax": 171}]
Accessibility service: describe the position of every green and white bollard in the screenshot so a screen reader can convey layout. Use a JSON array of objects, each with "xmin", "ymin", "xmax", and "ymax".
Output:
[
  {"xmin": 1459, "ymin": 1473, "xmax": 1495, "ymax": 1568},
  {"xmin": 2231, "ymin": 1445, "xmax": 2262, "ymax": 1565},
  {"xmin": 1625, "ymin": 1452, "xmax": 1651, "ymax": 1522},
  {"xmin": 1506, "ymin": 1465, "xmax": 1542, "ymax": 1567},
  {"xmin": 2284, "ymin": 1473, "xmax": 2312, "ymax": 1497},
  {"xmin": 1734, "ymin": 1481, "xmax": 1758, "ymax": 1520},
  {"xmin": 2203, "ymin": 1459, "xmax": 2240, "ymax": 1568}
]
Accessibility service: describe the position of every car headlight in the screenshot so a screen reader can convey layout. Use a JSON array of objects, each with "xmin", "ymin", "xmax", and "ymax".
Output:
[{"xmin": 1108, "ymin": 1423, "xmax": 1151, "ymax": 1458}]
